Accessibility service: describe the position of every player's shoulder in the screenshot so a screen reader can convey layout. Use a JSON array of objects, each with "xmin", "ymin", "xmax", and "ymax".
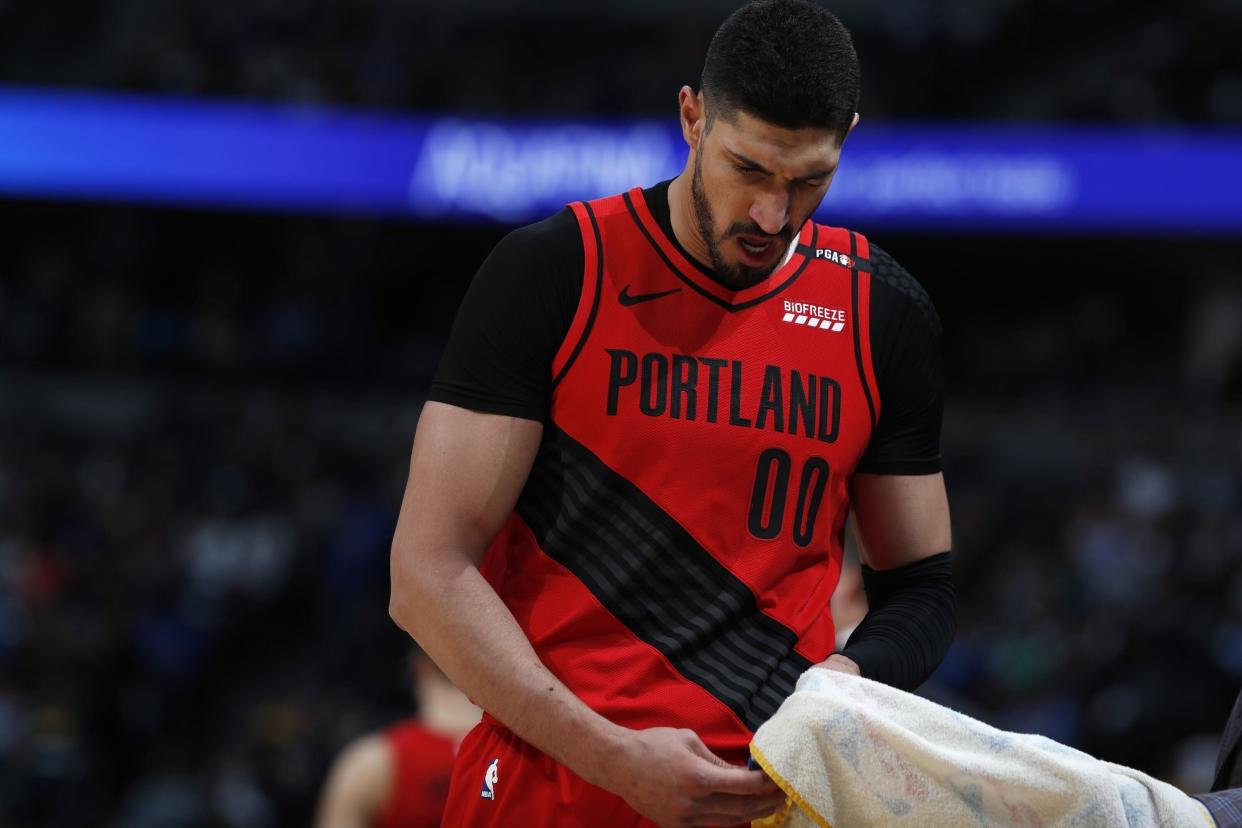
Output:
[
  {"xmin": 384, "ymin": 719, "xmax": 449, "ymax": 749},
  {"xmin": 325, "ymin": 731, "xmax": 394, "ymax": 796},
  {"xmin": 493, "ymin": 205, "xmax": 583, "ymax": 263},
  {"xmin": 475, "ymin": 206, "xmax": 587, "ymax": 300},
  {"xmin": 494, "ymin": 187, "xmax": 651, "ymax": 269},
  {"xmin": 846, "ymin": 231, "xmax": 941, "ymax": 339},
  {"xmin": 579, "ymin": 188, "xmax": 638, "ymax": 221},
  {"xmin": 382, "ymin": 718, "xmax": 426, "ymax": 743}
]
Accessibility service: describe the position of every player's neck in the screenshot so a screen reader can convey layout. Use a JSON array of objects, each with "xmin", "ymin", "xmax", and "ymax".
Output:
[{"xmin": 666, "ymin": 172, "xmax": 714, "ymax": 272}]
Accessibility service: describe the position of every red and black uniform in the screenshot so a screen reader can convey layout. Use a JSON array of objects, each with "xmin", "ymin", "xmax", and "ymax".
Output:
[
  {"xmin": 373, "ymin": 721, "xmax": 456, "ymax": 828},
  {"xmin": 430, "ymin": 180, "xmax": 942, "ymax": 825}
]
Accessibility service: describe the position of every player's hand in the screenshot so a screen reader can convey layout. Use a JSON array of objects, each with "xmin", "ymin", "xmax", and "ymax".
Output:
[
  {"xmin": 820, "ymin": 653, "xmax": 861, "ymax": 676},
  {"xmin": 607, "ymin": 726, "xmax": 786, "ymax": 827}
]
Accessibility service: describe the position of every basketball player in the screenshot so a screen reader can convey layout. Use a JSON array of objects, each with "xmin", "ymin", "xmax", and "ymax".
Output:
[
  {"xmin": 389, "ymin": 2, "xmax": 956, "ymax": 825},
  {"xmin": 314, "ymin": 652, "xmax": 481, "ymax": 828}
]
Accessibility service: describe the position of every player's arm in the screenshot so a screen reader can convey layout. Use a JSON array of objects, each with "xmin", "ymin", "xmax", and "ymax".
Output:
[
  {"xmin": 390, "ymin": 403, "xmax": 784, "ymax": 826},
  {"xmin": 825, "ymin": 244, "xmax": 957, "ymax": 689},
  {"xmin": 388, "ymin": 214, "xmax": 783, "ymax": 826},
  {"xmin": 825, "ymin": 472, "xmax": 955, "ymax": 687},
  {"xmin": 314, "ymin": 734, "xmax": 392, "ymax": 828}
]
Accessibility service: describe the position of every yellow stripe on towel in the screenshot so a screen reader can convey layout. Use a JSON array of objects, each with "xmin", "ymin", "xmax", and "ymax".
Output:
[{"xmin": 749, "ymin": 742, "xmax": 832, "ymax": 828}]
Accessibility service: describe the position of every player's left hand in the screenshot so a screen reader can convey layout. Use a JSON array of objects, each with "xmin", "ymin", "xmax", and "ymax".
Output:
[{"xmin": 818, "ymin": 654, "xmax": 860, "ymax": 676}]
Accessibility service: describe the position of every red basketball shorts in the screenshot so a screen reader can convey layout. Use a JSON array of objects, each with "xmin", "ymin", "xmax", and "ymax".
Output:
[
  {"xmin": 442, "ymin": 718, "xmax": 751, "ymax": 827},
  {"xmin": 442, "ymin": 718, "xmax": 659, "ymax": 826}
]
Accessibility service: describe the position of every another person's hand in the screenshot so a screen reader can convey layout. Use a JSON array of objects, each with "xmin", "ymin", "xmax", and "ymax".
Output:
[{"xmin": 606, "ymin": 727, "xmax": 786, "ymax": 827}]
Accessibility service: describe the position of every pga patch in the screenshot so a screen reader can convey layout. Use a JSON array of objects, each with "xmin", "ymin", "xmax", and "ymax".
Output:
[{"xmin": 814, "ymin": 247, "xmax": 851, "ymax": 267}]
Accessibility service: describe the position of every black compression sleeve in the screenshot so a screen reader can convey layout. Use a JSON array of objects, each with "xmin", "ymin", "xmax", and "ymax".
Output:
[
  {"xmin": 856, "ymin": 244, "xmax": 944, "ymax": 475},
  {"xmin": 426, "ymin": 208, "xmax": 583, "ymax": 420},
  {"xmin": 839, "ymin": 552, "xmax": 956, "ymax": 690}
]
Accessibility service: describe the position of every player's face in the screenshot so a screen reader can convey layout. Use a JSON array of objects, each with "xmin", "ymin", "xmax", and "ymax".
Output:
[{"xmin": 692, "ymin": 109, "xmax": 849, "ymax": 289}]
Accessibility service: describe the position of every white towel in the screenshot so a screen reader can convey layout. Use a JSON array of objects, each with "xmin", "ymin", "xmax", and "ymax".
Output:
[{"xmin": 749, "ymin": 668, "xmax": 1215, "ymax": 828}]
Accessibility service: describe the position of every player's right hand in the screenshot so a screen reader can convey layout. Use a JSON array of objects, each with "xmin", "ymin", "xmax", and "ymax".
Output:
[{"xmin": 608, "ymin": 726, "xmax": 787, "ymax": 827}]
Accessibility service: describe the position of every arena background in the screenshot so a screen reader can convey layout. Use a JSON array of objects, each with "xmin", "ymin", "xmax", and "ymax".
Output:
[{"xmin": 1, "ymin": 1, "xmax": 1241, "ymax": 825}]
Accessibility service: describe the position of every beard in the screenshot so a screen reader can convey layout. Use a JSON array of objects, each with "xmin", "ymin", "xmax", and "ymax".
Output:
[{"xmin": 690, "ymin": 152, "xmax": 795, "ymax": 290}]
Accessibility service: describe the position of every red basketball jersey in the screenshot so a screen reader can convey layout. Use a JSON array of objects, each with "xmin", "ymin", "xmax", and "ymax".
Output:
[
  {"xmin": 374, "ymin": 721, "xmax": 455, "ymax": 828},
  {"xmin": 479, "ymin": 188, "xmax": 879, "ymax": 762}
]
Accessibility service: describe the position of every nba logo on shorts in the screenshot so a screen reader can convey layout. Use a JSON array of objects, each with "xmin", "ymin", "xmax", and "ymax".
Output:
[{"xmin": 481, "ymin": 758, "xmax": 499, "ymax": 800}]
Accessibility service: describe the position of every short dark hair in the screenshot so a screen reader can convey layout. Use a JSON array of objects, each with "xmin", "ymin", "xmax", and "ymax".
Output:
[{"xmin": 701, "ymin": 0, "xmax": 860, "ymax": 138}]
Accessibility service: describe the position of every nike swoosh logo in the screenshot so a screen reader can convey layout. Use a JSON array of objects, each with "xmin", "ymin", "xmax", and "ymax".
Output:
[{"xmin": 618, "ymin": 285, "xmax": 681, "ymax": 306}]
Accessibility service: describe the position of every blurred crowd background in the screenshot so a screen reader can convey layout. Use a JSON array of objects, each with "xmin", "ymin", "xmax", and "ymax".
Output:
[
  {"xmin": 2, "ymin": 1, "xmax": 1242, "ymax": 826},
  {"xmin": 3, "ymin": 0, "xmax": 1241, "ymax": 122}
]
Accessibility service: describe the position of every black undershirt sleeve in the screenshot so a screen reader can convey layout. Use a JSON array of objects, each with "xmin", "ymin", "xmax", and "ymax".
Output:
[
  {"xmin": 857, "ymin": 243, "xmax": 944, "ymax": 475},
  {"xmin": 426, "ymin": 208, "xmax": 584, "ymax": 422}
]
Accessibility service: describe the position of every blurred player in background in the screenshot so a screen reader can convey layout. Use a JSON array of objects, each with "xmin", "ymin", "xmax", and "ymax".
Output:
[
  {"xmin": 314, "ymin": 650, "xmax": 480, "ymax": 828},
  {"xmin": 389, "ymin": 1, "xmax": 956, "ymax": 825}
]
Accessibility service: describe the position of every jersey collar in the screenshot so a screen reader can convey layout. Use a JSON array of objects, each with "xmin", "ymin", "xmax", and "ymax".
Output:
[{"xmin": 624, "ymin": 187, "xmax": 816, "ymax": 313}]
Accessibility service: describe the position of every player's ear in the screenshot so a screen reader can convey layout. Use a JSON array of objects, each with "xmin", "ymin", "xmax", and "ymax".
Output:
[
  {"xmin": 679, "ymin": 86, "xmax": 706, "ymax": 151},
  {"xmin": 841, "ymin": 112, "xmax": 860, "ymax": 145}
]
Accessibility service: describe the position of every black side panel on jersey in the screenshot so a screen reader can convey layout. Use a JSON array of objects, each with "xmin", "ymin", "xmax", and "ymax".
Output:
[
  {"xmin": 855, "ymin": 242, "xmax": 944, "ymax": 475},
  {"xmin": 516, "ymin": 425, "xmax": 813, "ymax": 731}
]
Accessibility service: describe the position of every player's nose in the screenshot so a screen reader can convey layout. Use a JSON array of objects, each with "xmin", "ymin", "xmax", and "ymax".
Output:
[{"xmin": 749, "ymin": 193, "xmax": 788, "ymax": 236}]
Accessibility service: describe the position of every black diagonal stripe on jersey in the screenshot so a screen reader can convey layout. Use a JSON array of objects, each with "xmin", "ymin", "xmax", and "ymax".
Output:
[
  {"xmin": 518, "ymin": 463, "xmax": 765, "ymax": 703},
  {"xmin": 518, "ymin": 444, "xmax": 796, "ymax": 718},
  {"xmin": 515, "ymin": 425, "xmax": 813, "ymax": 730},
  {"xmin": 536, "ymin": 458, "xmax": 782, "ymax": 690}
]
